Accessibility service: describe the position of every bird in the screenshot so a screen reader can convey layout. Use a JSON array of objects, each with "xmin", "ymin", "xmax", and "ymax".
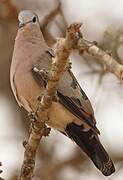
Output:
[{"xmin": 10, "ymin": 10, "xmax": 115, "ymax": 176}]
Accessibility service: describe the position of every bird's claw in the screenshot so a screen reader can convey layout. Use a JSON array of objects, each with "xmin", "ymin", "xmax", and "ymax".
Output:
[{"xmin": 33, "ymin": 67, "xmax": 49, "ymax": 82}]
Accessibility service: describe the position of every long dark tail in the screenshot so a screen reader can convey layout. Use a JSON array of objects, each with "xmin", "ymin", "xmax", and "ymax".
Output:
[{"xmin": 66, "ymin": 123, "xmax": 115, "ymax": 176}]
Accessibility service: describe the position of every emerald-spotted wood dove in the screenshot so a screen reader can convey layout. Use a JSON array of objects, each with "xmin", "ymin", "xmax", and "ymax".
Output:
[{"xmin": 10, "ymin": 10, "xmax": 115, "ymax": 176}]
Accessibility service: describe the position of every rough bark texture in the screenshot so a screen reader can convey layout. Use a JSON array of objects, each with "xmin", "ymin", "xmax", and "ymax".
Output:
[{"xmin": 77, "ymin": 37, "xmax": 123, "ymax": 80}]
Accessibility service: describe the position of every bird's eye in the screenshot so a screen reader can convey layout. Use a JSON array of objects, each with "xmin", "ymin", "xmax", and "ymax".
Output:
[{"xmin": 32, "ymin": 16, "xmax": 36, "ymax": 23}]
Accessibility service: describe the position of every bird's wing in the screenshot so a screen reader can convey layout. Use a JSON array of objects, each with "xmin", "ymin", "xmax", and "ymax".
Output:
[
  {"xmin": 33, "ymin": 49, "xmax": 100, "ymax": 134},
  {"xmin": 57, "ymin": 69, "xmax": 100, "ymax": 134}
]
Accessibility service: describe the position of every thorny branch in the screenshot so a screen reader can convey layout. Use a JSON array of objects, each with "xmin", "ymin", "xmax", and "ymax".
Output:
[
  {"xmin": 76, "ymin": 32, "xmax": 123, "ymax": 80},
  {"xmin": 19, "ymin": 23, "xmax": 82, "ymax": 180}
]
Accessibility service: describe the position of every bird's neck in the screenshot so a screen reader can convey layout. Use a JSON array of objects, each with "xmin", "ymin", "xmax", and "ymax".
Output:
[{"xmin": 15, "ymin": 25, "xmax": 46, "ymax": 45}]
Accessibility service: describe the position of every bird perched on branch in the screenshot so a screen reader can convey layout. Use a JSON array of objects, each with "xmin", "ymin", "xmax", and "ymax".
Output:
[{"xmin": 10, "ymin": 10, "xmax": 115, "ymax": 176}]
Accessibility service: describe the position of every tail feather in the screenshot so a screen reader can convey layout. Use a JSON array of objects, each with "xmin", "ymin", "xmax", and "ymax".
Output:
[{"xmin": 66, "ymin": 123, "xmax": 115, "ymax": 176}]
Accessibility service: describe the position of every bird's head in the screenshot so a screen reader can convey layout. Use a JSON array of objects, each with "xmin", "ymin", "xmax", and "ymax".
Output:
[{"xmin": 18, "ymin": 10, "xmax": 39, "ymax": 29}]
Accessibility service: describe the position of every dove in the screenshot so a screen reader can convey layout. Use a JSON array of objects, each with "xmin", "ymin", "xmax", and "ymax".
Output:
[{"xmin": 10, "ymin": 10, "xmax": 115, "ymax": 176}]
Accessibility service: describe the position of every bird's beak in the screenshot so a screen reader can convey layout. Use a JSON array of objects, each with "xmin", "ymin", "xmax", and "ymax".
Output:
[
  {"xmin": 19, "ymin": 22, "xmax": 25, "ymax": 28},
  {"xmin": 19, "ymin": 20, "xmax": 33, "ymax": 28}
]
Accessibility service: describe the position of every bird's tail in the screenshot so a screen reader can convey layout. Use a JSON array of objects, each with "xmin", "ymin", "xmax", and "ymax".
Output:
[{"xmin": 66, "ymin": 123, "xmax": 115, "ymax": 176}]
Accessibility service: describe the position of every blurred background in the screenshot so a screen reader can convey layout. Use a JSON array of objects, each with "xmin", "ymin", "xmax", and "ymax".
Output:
[{"xmin": 0, "ymin": 0, "xmax": 123, "ymax": 179}]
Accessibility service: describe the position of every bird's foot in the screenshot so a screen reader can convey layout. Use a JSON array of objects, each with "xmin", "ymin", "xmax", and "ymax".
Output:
[
  {"xmin": 33, "ymin": 67, "xmax": 50, "ymax": 87},
  {"xmin": 33, "ymin": 67, "xmax": 49, "ymax": 81},
  {"xmin": 37, "ymin": 92, "xmax": 59, "ymax": 103}
]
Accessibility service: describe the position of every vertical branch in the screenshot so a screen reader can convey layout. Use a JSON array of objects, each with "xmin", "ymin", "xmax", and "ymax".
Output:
[{"xmin": 19, "ymin": 23, "xmax": 81, "ymax": 180}]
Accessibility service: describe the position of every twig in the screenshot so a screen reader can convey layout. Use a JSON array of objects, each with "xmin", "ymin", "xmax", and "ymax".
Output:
[
  {"xmin": 57, "ymin": 0, "xmax": 68, "ymax": 33},
  {"xmin": 41, "ymin": 1, "xmax": 67, "ymax": 46},
  {"xmin": 40, "ymin": 3, "xmax": 61, "ymax": 46},
  {"xmin": 77, "ymin": 34, "xmax": 123, "ymax": 80},
  {"xmin": 0, "ymin": 0, "xmax": 18, "ymax": 22},
  {"xmin": 19, "ymin": 23, "xmax": 81, "ymax": 180},
  {"xmin": 40, "ymin": 2, "xmax": 61, "ymax": 29}
]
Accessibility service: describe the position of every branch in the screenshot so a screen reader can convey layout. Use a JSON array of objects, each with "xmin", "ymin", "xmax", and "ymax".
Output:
[
  {"xmin": 77, "ymin": 33, "xmax": 123, "ymax": 80},
  {"xmin": 40, "ymin": 2, "xmax": 61, "ymax": 29},
  {"xmin": 40, "ymin": 2, "xmax": 61, "ymax": 45},
  {"xmin": 0, "ymin": 0, "xmax": 18, "ymax": 22},
  {"xmin": 19, "ymin": 23, "xmax": 81, "ymax": 180},
  {"xmin": 41, "ymin": 1, "xmax": 68, "ymax": 46}
]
